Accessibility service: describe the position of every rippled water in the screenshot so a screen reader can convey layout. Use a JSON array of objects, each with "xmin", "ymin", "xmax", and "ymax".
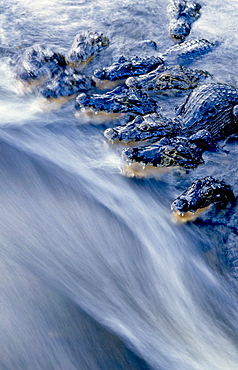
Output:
[{"xmin": 1, "ymin": 0, "xmax": 238, "ymax": 369}]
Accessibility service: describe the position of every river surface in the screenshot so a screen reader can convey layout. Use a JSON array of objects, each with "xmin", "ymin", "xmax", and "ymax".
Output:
[{"xmin": 1, "ymin": 0, "xmax": 238, "ymax": 369}]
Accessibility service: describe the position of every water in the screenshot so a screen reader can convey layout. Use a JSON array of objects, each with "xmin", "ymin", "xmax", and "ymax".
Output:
[{"xmin": 1, "ymin": 0, "xmax": 238, "ymax": 369}]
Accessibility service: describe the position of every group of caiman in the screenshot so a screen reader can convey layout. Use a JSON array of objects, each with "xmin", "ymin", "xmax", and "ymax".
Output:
[{"xmin": 13, "ymin": 0, "xmax": 238, "ymax": 226}]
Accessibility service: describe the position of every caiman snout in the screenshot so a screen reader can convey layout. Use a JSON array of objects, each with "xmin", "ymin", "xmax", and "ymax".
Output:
[
  {"xmin": 93, "ymin": 69, "xmax": 106, "ymax": 79},
  {"xmin": 75, "ymin": 93, "xmax": 91, "ymax": 107},
  {"xmin": 122, "ymin": 147, "xmax": 137, "ymax": 161},
  {"xmin": 171, "ymin": 198, "xmax": 189, "ymax": 214},
  {"xmin": 104, "ymin": 128, "xmax": 119, "ymax": 141},
  {"xmin": 125, "ymin": 76, "xmax": 137, "ymax": 88}
]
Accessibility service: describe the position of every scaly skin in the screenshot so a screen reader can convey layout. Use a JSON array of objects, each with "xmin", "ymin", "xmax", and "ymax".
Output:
[
  {"xmin": 121, "ymin": 130, "xmax": 215, "ymax": 169},
  {"xmin": 93, "ymin": 55, "xmax": 164, "ymax": 82},
  {"xmin": 76, "ymin": 85, "xmax": 159, "ymax": 115},
  {"xmin": 171, "ymin": 177, "xmax": 235, "ymax": 215},
  {"xmin": 162, "ymin": 38, "xmax": 219, "ymax": 64},
  {"xmin": 178, "ymin": 83, "xmax": 238, "ymax": 139},
  {"xmin": 40, "ymin": 68, "xmax": 92, "ymax": 99},
  {"xmin": 168, "ymin": 0, "xmax": 202, "ymax": 40},
  {"xmin": 107, "ymin": 83, "xmax": 238, "ymax": 144},
  {"xmin": 125, "ymin": 64, "xmax": 211, "ymax": 91},
  {"xmin": 104, "ymin": 113, "xmax": 179, "ymax": 143},
  {"xmin": 16, "ymin": 44, "xmax": 66, "ymax": 82},
  {"xmin": 66, "ymin": 31, "xmax": 109, "ymax": 65},
  {"xmin": 93, "ymin": 37, "xmax": 216, "ymax": 86}
]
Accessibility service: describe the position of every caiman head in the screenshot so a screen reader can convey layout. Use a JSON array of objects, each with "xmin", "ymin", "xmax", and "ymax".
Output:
[
  {"xmin": 126, "ymin": 65, "xmax": 210, "ymax": 92},
  {"xmin": 66, "ymin": 31, "xmax": 109, "ymax": 65},
  {"xmin": 104, "ymin": 113, "xmax": 179, "ymax": 143},
  {"xmin": 76, "ymin": 86, "xmax": 159, "ymax": 115},
  {"xmin": 171, "ymin": 176, "xmax": 235, "ymax": 217},
  {"xmin": 93, "ymin": 56, "xmax": 164, "ymax": 82},
  {"xmin": 121, "ymin": 136, "xmax": 204, "ymax": 169}
]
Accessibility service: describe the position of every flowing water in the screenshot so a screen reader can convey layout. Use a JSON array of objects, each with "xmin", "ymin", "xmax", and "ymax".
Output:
[{"xmin": 1, "ymin": 0, "xmax": 238, "ymax": 369}]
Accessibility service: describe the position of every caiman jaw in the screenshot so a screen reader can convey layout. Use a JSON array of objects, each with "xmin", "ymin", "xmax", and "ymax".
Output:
[
  {"xmin": 171, "ymin": 206, "xmax": 211, "ymax": 223},
  {"xmin": 122, "ymin": 147, "xmax": 138, "ymax": 163},
  {"xmin": 104, "ymin": 127, "xmax": 120, "ymax": 142}
]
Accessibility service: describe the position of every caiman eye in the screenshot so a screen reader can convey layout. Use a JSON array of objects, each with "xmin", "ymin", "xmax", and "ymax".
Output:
[
  {"xmin": 116, "ymin": 97, "xmax": 127, "ymax": 103},
  {"xmin": 203, "ymin": 188, "xmax": 213, "ymax": 197},
  {"xmin": 159, "ymin": 73, "xmax": 171, "ymax": 81},
  {"xmin": 139, "ymin": 123, "xmax": 151, "ymax": 131}
]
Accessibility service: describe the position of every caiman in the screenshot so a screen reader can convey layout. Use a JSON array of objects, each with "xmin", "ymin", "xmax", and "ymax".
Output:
[
  {"xmin": 92, "ymin": 55, "xmax": 164, "ymax": 88},
  {"xmin": 82, "ymin": 40, "xmax": 217, "ymax": 117},
  {"xmin": 105, "ymin": 83, "xmax": 238, "ymax": 144},
  {"xmin": 11, "ymin": 5, "xmax": 238, "ymax": 275},
  {"xmin": 66, "ymin": 30, "xmax": 109, "ymax": 66},
  {"xmin": 15, "ymin": 31, "xmax": 109, "ymax": 100},
  {"xmin": 171, "ymin": 176, "xmax": 235, "ymax": 221},
  {"xmin": 121, "ymin": 130, "xmax": 216, "ymax": 170},
  {"xmin": 40, "ymin": 68, "xmax": 93, "ymax": 99},
  {"xmin": 16, "ymin": 44, "xmax": 66, "ymax": 84},
  {"xmin": 162, "ymin": 38, "xmax": 218, "ymax": 65},
  {"xmin": 75, "ymin": 85, "xmax": 159, "ymax": 115},
  {"xmin": 110, "ymin": 82, "xmax": 238, "ymax": 220},
  {"xmin": 104, "ymin": 113, "xmax": 179, "ymax": 143},
  {"xmin": 125, "ymin": 64, "xmax": 211, "ymax": 92},
  {"xmin": 93, "ymin": 38, "xmax": 217, "ymax": 88},
  {"xmin": 176, "ymin": 83, "xmax": 238, "ymax": 139},
  {"xmin": 168, "ymin": 0, "xmax": 202, "ymax": 40}
]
